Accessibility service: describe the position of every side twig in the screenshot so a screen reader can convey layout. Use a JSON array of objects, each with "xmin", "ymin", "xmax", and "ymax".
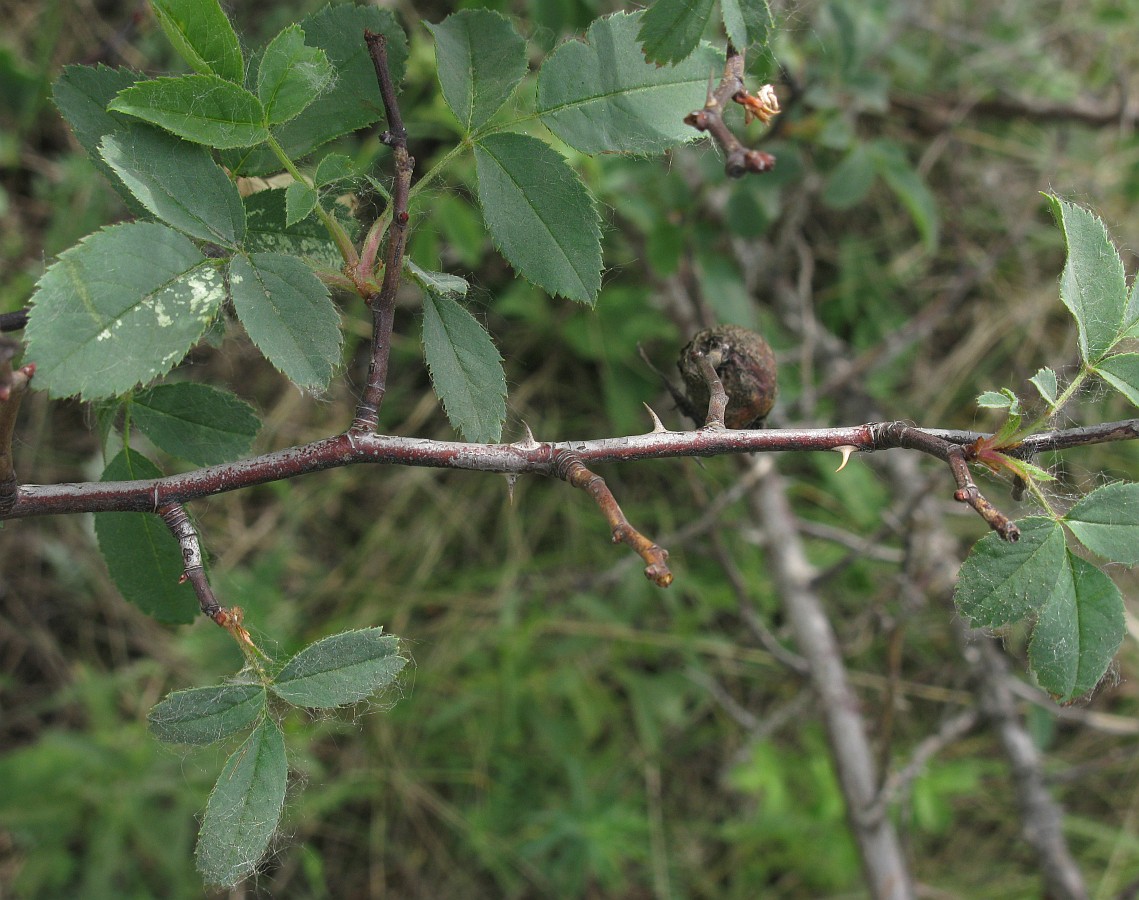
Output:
[
  {"xmin": 552, "ymin": 450, "xmax": 673, "ymax": 587},
  {"xmin": 878, "ymin": 421, "xmax": 1020, "ymax": 541},
  {"xmin": 866, "ymin": 707, "xmax": 980, "ymax": 823},
  {"xmin": 947, "ymin": 445, "xmax": 1020, "ymax": 541},
  {"xmin": 158, "ymin": 502, "xmax": 221, "ymax": 621},
  {"xmin": 684, "ymin": 43, "xmax": 779, "ymax": 178},
  {"xmin": 353, "ymin": 30, "xmax": 415, "ymax": 433},
  {"xmin": 159, "ymin": 502, "xmax": 264, "ymax": 661}
]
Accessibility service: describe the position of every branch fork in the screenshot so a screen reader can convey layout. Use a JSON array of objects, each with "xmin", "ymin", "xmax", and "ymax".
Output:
[{"xmin": 685, "ymin": 44, "xmax": 779, "ymax": 178}]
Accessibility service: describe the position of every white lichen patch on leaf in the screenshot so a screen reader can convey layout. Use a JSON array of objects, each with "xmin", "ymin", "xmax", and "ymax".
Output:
[
  {"xmin": 150, "ymin": 299, "xmax": 172, "ymax": 328},
  {"xmin": 181, "ymin": 266, "xmax": 226, "ymax": 319},
  {"xmin": 24, "ymin": 223, "xmax": 227, "ymax": 399}
]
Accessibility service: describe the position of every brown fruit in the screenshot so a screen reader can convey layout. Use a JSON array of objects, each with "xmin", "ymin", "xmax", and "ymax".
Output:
[{"xmin": 677, "ymin": 325, "xmax": 777, "ymax": 428}]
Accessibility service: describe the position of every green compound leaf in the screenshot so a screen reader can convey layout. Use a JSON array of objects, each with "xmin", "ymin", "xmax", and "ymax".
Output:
[
  {"xmin": 1029, "ymin": 366, "xmax": 1058, "ymax": 405},
  {"xmin": 976, "ymin": 390, "xmax": 1014, "ymax": 409},
  {"xmin": 720, "ymin": 0, "xmax": 774, "ymax": 50},
  {"xmin": 54, "ymin": 64, "xmax": 140, "ymax": 153},
  {"xmin": 241, "ymin": 189, "xmax": 342, "ymax": 268},
  {"xmin": 1044, "ymin": 194, "xmax": 1128, "ymax": 364},
  {"xmin": 148, "ymin": 684, "xmax": 267, "ymax": 745},
  {"xmin": 100, "ymin": 128, "xmax": 245, "ymax": 246},
  {"xmin": 1096, "ymin": 352, "xmax": 1139, "ymax": 408},
  {"xmin": 228, "ymin": 252, "xmax": 342, "ymax": 391},
  {"xmin": 1029, "ymin": 551, "xmax": 1124, "ymax": 701},
  {"xmin": 406, "ymin": 259, "xmax": 469, "ymax": 298},
  {"xmin": 109, "ymin": 75, "xmax": 268, "ymax": 149},
  {"xmin": 52, "ymin": 65, "xmax": 149, "ymax": 215},
  {"xmin": 284, "ymin": 180, "xmax": 318, "ymax": 226},
  {"xmin": 131, "ymin": 382, "xmax": 260, "ymax": 466},
  {"xmin": 151, "ymin": 0, "xmax": 244, "ymax": 83},
  {"xmin": 226, "ymin": 5, "xmax": 407, "ymax": 175},
  {"xmin": 26, "ymin": 222, "xmax": 223, "ymax": 399},
  {"xmin": 271, "ymin": 628, "xmax": 407, "ymax": 709},
  {"xmin": 314, "ymin": 152, "xmax": 356, "ymax": 188},
  {"xmin": 94, "ymin": 449, "xmax": 197, "ymax": 624},
  {"xmin": 427, "ymin": 9, "xmax": 527, "ymax": 134},
  {"xmin": 637, "ymin": 0, "xmax": 715, "ymax": 66},
  {"xmin": 1127, "ymin": 276, "xmax": 1139, "ymax": 339},
  {"xmin": 538, "ymin": 12, "xmax": 723, "ymax": 155},
  {"xmin": 474, "ymin": 132, "xmax": 601, "ymax": 304},
  {"xmin": 1064, "ymin": 481, "xmax": 1139, "ymax": 564},
  {"xmin": 954, "ymin": 517, "xmax": 1067, "ymax": 628},
  {"xmin": 257, "ymin": 24, "xmax": 334, "ymax": 126},
  {"xmin": 195, "ymin": 718, "xmax": 287, "ymax": 887},
  {"xmin": 422, "ymin": 290, "xmax": 507, "ymax": 443}
]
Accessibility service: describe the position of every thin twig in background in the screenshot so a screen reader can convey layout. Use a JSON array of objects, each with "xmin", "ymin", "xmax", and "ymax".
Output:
[
  {"xmin": 868, "ymin": 707, "xmax": 980, "ymax": 821},
  {"xmin": 957, "ymin": 627, "xmax": 1090, "ymax": 900},
  {"xmin": 749, "ymin": 458, "xmax": 916, "ymax": 899}
]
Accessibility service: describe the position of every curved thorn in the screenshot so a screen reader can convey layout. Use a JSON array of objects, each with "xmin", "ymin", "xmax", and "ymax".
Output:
[
  {"xmin": 643, "ymin": 403, "xmax": 668, "ymax": 434},
  {"xmin": 834, "ymin": 445, "xmax": 859, "ymax": 472},
  {"xmin": 515, "ymin": 420, "xmax": 540, "ymax": 450}
]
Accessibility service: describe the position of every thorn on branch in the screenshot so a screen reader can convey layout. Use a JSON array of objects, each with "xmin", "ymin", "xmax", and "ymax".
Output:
[
  {"xmin": 515, "ymin": 420, "xmax": 540, "ymax": 450},
  {"xmin": 553, "ymin": 451, "xmax": 673, "ymax": 587},
  {"xmin": 685, "ymin": 44, "xmax": 779, "ymax": 179},
  {"xmin": 833, "ymin": 445, "xmax": 858, "ymax": 472},
  {"xmin": 639, "ymin": 343, "xmax": 702, "ymax": 424},
  {"xmin": 642, "ymin": 403, "xmax": 669, "ymax": 434}
]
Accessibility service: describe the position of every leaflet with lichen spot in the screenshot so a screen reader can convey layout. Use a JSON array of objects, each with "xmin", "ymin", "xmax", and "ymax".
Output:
[{"xmin": 25, "ymin": 222, "xmax": 224, "ymax": 399}]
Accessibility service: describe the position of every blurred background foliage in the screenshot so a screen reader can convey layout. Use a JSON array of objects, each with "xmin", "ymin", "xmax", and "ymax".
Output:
[{"xmin": 2, "ymin": 0, "xmax": 1139, "ymax": 897}]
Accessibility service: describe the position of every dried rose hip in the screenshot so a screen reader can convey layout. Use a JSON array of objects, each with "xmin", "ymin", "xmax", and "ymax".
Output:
[{"xmin": 678, "ymin": 325, "xmax": 776, "ymax": 428}]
